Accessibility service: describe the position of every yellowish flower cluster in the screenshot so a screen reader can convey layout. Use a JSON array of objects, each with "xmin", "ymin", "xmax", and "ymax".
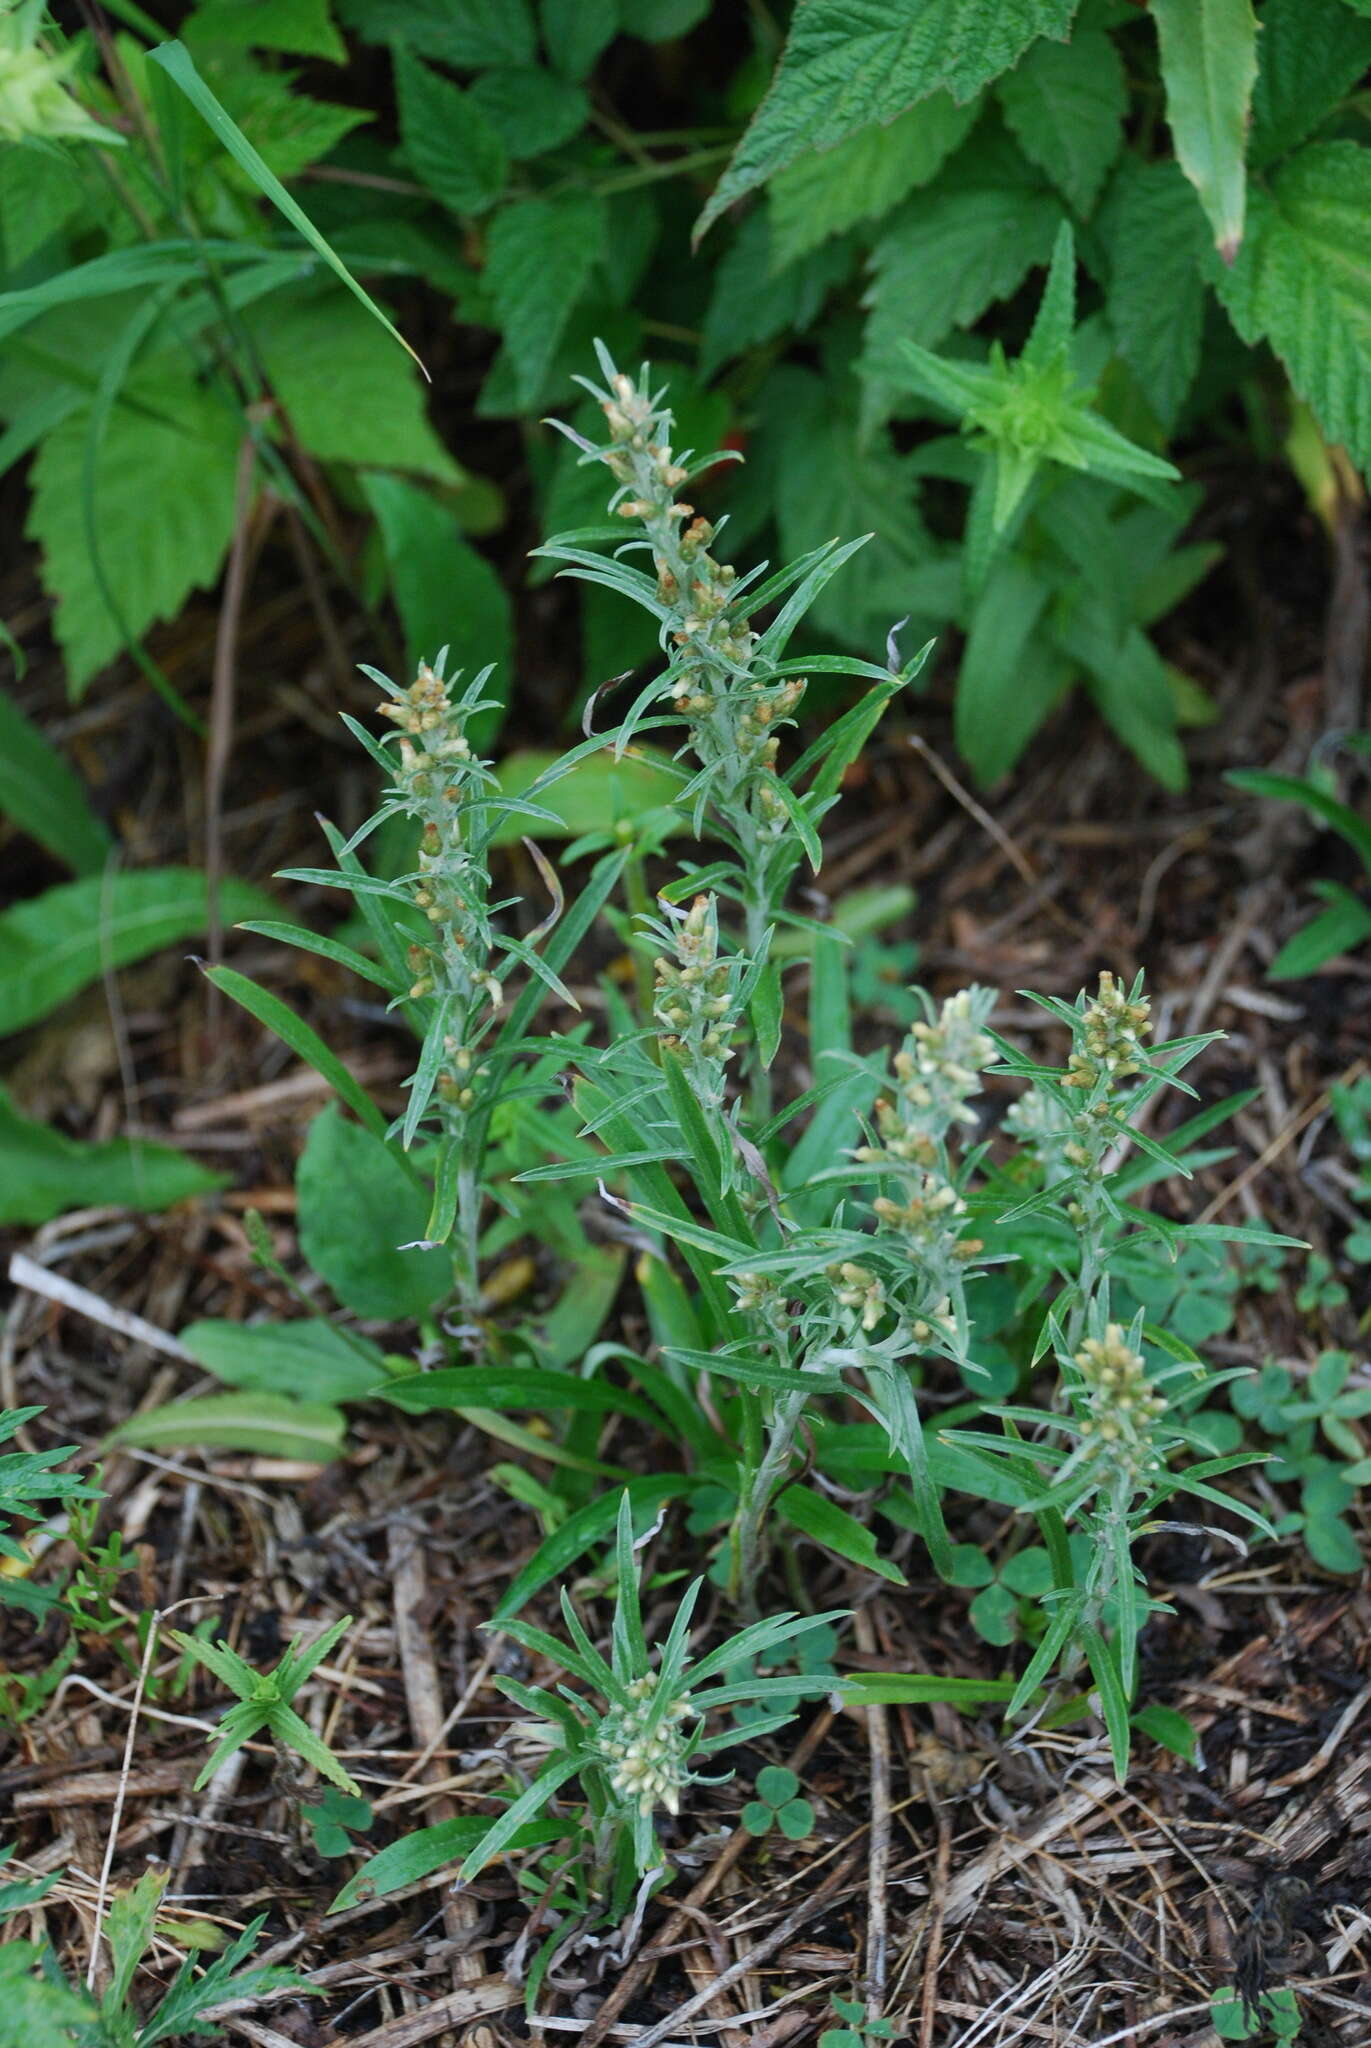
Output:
[
  {"xmin": 1073, "ymin": 1324, "xmax": 1167, "ymax": 1482},
  {"xmin": 595, "ymin": 1672, "xmax": 696, "ymax": 1817},
  {"xmin": 1063, "ymin": 972, "xmax": 1152, "ymax": 1090}
]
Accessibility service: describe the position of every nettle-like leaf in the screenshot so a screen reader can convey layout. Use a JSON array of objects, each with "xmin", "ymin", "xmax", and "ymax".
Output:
[
  {"xmin": 484, "ymin": 193, "xmax": 607, "ymax": 407},
  {"xmin": 245, "ymin": 283, "xmax": 462, "ymax": 480},
  {"xmin": 336, "ymin": 0, "xmax": 536, "ymax": 66},
  {"xmin": 394, "ymin": 46, "xmax": 508, "ymax": 214},
  {"xmin": 861, "ymin": 125, "xmax": 1063, "ymax": 398},
  {"xmin": 1102, "ymin": 155, "xmax": 1210, "ymax": 429},
  {"xmin": 767, "ymin": 93, "xmax": 979, "ymax": 267},
  {"xmin": 1152, "ymin": 0, "xmax": 1258, "ymax": 260},
  {"xmin": 1249, "ymin": 0, "xmax": 1371, "ymax": 171},
  {"xmin": 1212, "ymin": 140, "xmax": 1371, "ymax": 476},
  {"xmin": 996, "ymin": 27, "xmax": 1125, "ymax": 216},
  {"xmin": 700, "ymin": 209, "xmax": 855, "ymax": 376},
  {"xmin": 697, "ymin": 0, "xmax": 1079, "ymax": 236},
  {"xmin": 27, "ymin": 369, "xmax": 241, "ymax": 694}
]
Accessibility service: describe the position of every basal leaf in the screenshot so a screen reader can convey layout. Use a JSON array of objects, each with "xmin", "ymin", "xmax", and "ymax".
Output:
[
  {"xmin": 1211, "ymin": 141, "xmax": 1371, "ymax": 475},
  {"xmin": 1153, "ymin": 0, "xmax": 1258, "ymax": 260},
  {"xmin": 0, "ymin": 1084, "xmax": 224, "ymax": 1226},
  {"xmin": 0, "ymin": 869, "xmax": 281, "ymax": 1037},
  {"xmin": 180, "ymin": 1319, "xmax": 386, "ymax": 1403},
  {"xmin": 776, "ymin": 1482, "xmax": 908, "ymax": 1584},
  {"xmin": 111, "ymin": 1392, "xmax": 348, "ymax": 1461},
  {"xmin": 697, "ymin": 0, "xmax": 1078, "ymax": 236},
  {"xmin": 296, "ymin": 1104, "xmax": 452, "ymax": 1320},
  {"xmin": 0, "ymin": 686, "xmax": 113, "ymax": 875}
]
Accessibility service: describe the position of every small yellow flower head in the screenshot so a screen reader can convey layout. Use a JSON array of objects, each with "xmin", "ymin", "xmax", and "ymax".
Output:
[
  {"xmin": 595, "ymin": 1670, "xmax": 697, "ymax": 1818},
  {"xmin": 830, "ymin": 1260, "xmax": 886, "ymax": 1332},
  {"xmin": 1064, "ymin": 972, "xmax": 1152, "ymax": 1090},
  {"xmin": 1073, "ymin": 1323, "xmax": 1166, "ymax": 1481}
]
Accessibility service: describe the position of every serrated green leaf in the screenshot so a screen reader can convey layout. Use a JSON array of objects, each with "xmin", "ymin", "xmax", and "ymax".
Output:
[
  {"xmin": 111, "ymin": 1391, "xmax": 348, "ymax": 1460},
  {"xmin": 697, "ymin": 0, "xmax": 1078, "ymax": 236},
  {"xmin": 297, "ymin": 1104, "xmax": 452, "ymax": 1320},
  {"xmin": 0, "ymin": 144, "xmax": 85, "ymax": 270},
  {"xmin": 768, "ymin": 94, "xmax": 978, "ymax": 267},
  {"xmin": 485, "ymin": 193, "xmax": 606, "ymax": 408},
  {"xmin": 186, "ymin": 44, "xmax": 367, "ymax": 180},
  {"xmin": 700, "ymin": 208, "xmax": 853, "ymax": 377},
  {"xmin": 27, "ymin": 370, "xmax": 241, "ymax": 694},
  {"xmin": 245, "ymin": 284, "xmax": 460, "ymax": 479},
  {"xmin": 469, "ymin": 66, "xmax": 588, "ymax": 156},
  {"xmin": 360, "ymin": 472, "xmax": 512, "ymax": 749},
  {"xmin": 997, "ymin": 28, "xmax": 1125, "ymax": 215},
  {"xmin": 541, "ymin": 0, "xmax": 617, "ymax": 78},
  {"xmin": 0, "ymin": 686, "xmax": 113, "ymax": 874},
  {"xmin": 1250, "ymin": 0, "xmax": 1371, "ymax": 170},
  {"xmin": 1102, "ymin": 155, "xmax": 1209, "ymax": 428},
  {"xmin": 1212, "ymin": 141, "xmax": 1371, "ymax": 475},
  {"xmin": 0, "ymin": 1084, "xmax": 224, "ymax": 1225},
  {"xmin": 187, "ymin": 0, "xmax": 346, "ymax": 61},
  {"xmin": 862, "ymin": 127, "xmax": 1063, "ymax": 390},
  {"xmin": 1153, "ymin": 0, "xmax": 1258, "ymax": 260},
  {"xmin": 336, "ymin": 0, "xmax": 535, "ymax": 64},
  {"xmin": 0, "ymin": 868, "xmax": 280, "ymax": 1037},
  {"xmin": 395, "ymin": 47, "xmax": 508, "ymax": 215}
]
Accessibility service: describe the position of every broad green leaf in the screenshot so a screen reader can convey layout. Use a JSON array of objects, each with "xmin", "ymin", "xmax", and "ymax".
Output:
[
  {"xmin": 862, "ymin": 128, "xmax": 1063, "ymax": 390},
  {"xmin": 1249, "ymin": 0, "xmax": 1371, "ymax": 170},
  {"xmin": 768, "ymin": 94, "xmax": 978, "ymax": 268},
  {"xmin": 0, "ymin": 869, "xmax": 280, "ymax": 1037},
  {"xmin": 395, "ymin": 48, "xmax": 508, "ymax": 216},
  {"xmin": 997, "ymin": 28, "xmax": 1125, "ymax": 215},
  {"xmin": 619, "ymin": 0, "xmax": 710, "ymax": 38},
  {"xmin": 1269, "ymin": 890, "xmax": 1371, "ymax": 978},
  {"xmin": 540, "ymin": 0, "xmax": 617, "ymax": 79},
  {"xmin": 776, "ymin": 1483, "xmax": 908, "ymax": 1585},
  {"xmin": 468, "ymin": 67, "xmax": 588, "ymax": 157},
  {"xmin": 751, "ymin": 363, "xmax": 937, "ymax": 649},
  {"xmin": 956, "ymin": 554, "xmax": 1062, "ymax": 782},
  {"xmin": 484, "ymin": 194, "xmax": 607, "ymax": 408},
  {"xmin": 700, "ymin": 209, "xmax": 853, "ymax": 377},
  {"xmin": 297, "ymin": 1106, "xmax": 452, "ymax": 1320},
  {"xmin": 360, "ymin": 472, "xmax": 512, "ymax": 748},
  {"xmin": 0, "ymin": 144, "xmax": 85, "ymax": 270},
  {"xmin": 181, "ymin": 45, "xmax": 368, "ymax": 181},
  {"xmin": 185, "ymin": 0, "xmax": 347, "ymax": 61},
  {"xmin": 697, "ymin": 0, "xmax": 1078, "ymax": 236},
  {"xmin": 246, "ymin": 285, "xmax": 460, "ymax": 480},
  {"xmin": 27, "ymin": 370, "xmax": 241, "ymax": 694},
  {"xmin": 381, "ymin": 1365, "xmax": 659, "ymax": 1425},
  {"xmin": 330, "ymin": 1814, "xmax": 565, "ymax": 1910},
  {"xmin": 105, "ymin": 1869, "xmax": 167, "ymax": 2016},
  {"xmin": 111, "ymin": 1392, "xmax": 347, "ymax": 1460},
  {"xmin": 180, "ymin": 1320, "xmax": 386, "ymax": 1403},
  {"xmin": 0, "ymin": 686, "xmax": 113, "ymax": 875},
  {"xmin": 336, "ymin": 0, "xmax": 536, "ymax": 64},
  {"xmin": 1152, "ymin": 0, "xmax": 1258, "ymax": 260},
  {"xmin": 490, "ymin": 745, "xmax": 683, "ymax": 844},
  {"xmin": 1102, "ymin": 156, "xmax": 1209, "ymax": 428},
  {"xmin": 0, "ymin": 1084, "xmax": 224, "ymax": 1225},
  {"xmin": 1132, "ymin": 1702, "xmax": 1198, "ymax": 1761},
  {"xmin": 1212, "ymin": 141, "xmax": 1371, "ymax": 475},
  {"xmin": 1225, "ymin": 768, "xmax": 1371, "ymax": 870}
]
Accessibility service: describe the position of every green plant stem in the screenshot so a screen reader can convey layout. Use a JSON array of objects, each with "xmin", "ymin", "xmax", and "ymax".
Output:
[
  {"xmin": 623, "ymin": 842, "xmax": 659, "ymax": 1035},
  {"xmin": 454, "ymin": 1153, "xmax": 483, "ymax": 1318},
  {"xmin": 733, "ymin": 1386, "xmax": 807, "ymax": 1613}
]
